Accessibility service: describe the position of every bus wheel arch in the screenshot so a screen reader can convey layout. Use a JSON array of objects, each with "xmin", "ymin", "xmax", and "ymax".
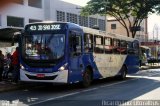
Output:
[{"xmin": 82, "ymin": 66, "xmax": 93, "ymax": 87}]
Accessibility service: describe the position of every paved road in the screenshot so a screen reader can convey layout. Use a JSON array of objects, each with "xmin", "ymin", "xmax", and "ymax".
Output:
[{"xmin": 0, "ymin": 69, "xmax": 160, "ymax": 106}]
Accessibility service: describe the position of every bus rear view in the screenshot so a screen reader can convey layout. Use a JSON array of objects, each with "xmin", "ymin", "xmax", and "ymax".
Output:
[{"xmin": 20, "ymin": 22, "xmax": 68, "ymax": 83}]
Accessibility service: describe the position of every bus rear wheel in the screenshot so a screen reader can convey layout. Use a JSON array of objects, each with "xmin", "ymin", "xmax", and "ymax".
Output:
[
  {"xmin": 118, "ymin": 66, "xmax": 127, "ymax": 80},
  {"xmin": 82, "ymin": 68, "xmax": 92, "ymax": 88}
]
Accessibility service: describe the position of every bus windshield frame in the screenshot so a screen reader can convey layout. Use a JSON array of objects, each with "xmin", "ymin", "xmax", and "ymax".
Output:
[{"xmin": 21, "ymin": 23, "xmax": 67, "ymax": 65}]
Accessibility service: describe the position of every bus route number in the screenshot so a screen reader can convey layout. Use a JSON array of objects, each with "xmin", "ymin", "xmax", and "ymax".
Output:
[{"xmin": 30, "ymin": 24, "xmax": 61, "ymax": 31}]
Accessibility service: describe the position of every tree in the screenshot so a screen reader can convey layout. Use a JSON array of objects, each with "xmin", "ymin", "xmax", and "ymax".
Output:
[
  {"xmin": 81, "ymin": 0, "xmax": 160, "ymax": 38},
  {"xmin": 155, "ymin": 4, "xmax": 160, "ymax": 14}
]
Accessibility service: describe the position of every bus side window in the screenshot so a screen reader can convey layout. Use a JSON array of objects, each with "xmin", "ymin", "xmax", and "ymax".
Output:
[
  {"xmin": 94, "ymin": 35, "xmax": 104, "ymax": 54},
  {"xmin": 113, "ymin": 39, "xmax": 120, "ymax": 54},
  {"xmin": 127, "ymin": 41, "xmax": 134, "ymax": 54},
  {"xmin": 69, "ymin": 31, "xmax": 82, "ymax": 56},
  {"xmin": 69, "ymin": 31, "xmax": 76, "ymax": 55},
  {"xmin": 75, "ymin": 33, "xmax": 82, "ymax": 54},
  {"xmin": 104, "ymin": 37, "xmax": 112, "ymax": 54},
  {"xmin": 127, "ymin": 41, "xmax": 139, "ymax": 55},
  {"xmin": 133, "ymin": 41, "xmax": 139, "ymax": 55},
  {"xmin": 84, "ymin": 33, "xmax": 93, "ymax": 53},
  {"xmin": 120, "ymin": 40, "xmax": 127, "ymax": 54}
]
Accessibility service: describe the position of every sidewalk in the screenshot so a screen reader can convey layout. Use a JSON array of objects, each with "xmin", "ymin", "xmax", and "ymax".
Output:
[
  {"xmin": 140, "ymin": 63, "xmax": 160, "ymax": 70},
  {"xmin": 0, "ymin": 80, "xmax": 25, "ymax": 92}
]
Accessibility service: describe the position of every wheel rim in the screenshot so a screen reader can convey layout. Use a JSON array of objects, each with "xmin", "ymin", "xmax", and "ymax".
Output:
[
  {"xmin": 121, "ymin": 66, "xmax": 126, "ymax": 78},
  {"xmin": 122, "ymin": 70, "xmax": 126, "ymax": 78}
]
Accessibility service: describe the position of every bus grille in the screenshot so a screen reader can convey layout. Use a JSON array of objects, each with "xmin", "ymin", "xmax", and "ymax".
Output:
[{"xmin": 26, "ymin": 74, "xmax": 58, "ymax": 80}]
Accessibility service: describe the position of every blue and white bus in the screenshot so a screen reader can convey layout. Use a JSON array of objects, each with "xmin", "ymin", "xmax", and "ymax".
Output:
[{"xmin": 19, "ymin": 21, "xmax": 139, "ymax": 87}]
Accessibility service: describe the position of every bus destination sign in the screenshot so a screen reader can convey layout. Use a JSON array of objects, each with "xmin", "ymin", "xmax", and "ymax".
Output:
[{"xmin": 28, "ymin": 24, "xmax": 61, "ymax": 31}]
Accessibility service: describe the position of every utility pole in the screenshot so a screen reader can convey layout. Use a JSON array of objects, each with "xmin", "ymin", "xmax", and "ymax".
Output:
[
  {"xmin": 153, "ymin": 24, "xmax": 159, "ymax": 41},
  {"xmin": 104, "ymin": 0, "xmax": 108, "ymax": 35},
  {"xmin": 153, "ymin": 24, "xmax": 159, "ymax": 59},
  {"xmin": 156, "ymin": 25, "xmax": 159, "ymax": 41}
]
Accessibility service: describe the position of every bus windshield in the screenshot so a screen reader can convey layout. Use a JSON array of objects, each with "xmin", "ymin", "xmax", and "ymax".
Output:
[{"xmin": 23, "ymin": 33, "xmax": 65, "ymax": 61}]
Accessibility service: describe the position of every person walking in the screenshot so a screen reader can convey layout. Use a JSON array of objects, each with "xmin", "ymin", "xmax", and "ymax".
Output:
[
  {"xmin": 12, "ymin": 47, "xmax": 20, "ymax": 83},
  {"xmin": 0, "ymin": 50, "xmax": 4, "ymax": 81}
]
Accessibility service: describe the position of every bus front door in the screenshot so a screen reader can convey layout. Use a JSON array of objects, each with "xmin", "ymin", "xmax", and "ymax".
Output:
[{"xmin": 68, "ymin": 32, "xmax": 83, "ymax": 82}]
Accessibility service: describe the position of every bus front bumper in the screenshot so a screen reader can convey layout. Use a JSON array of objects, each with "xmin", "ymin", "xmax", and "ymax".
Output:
[{"xmin": 20, "ymin": 69, "xmax": 68, "ymax": 83}]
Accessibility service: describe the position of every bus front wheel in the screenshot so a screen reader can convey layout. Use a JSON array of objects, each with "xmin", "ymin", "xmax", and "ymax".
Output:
[{"xmin": 82, "ymin": 68, "xmax": 92, "ymax": 88}]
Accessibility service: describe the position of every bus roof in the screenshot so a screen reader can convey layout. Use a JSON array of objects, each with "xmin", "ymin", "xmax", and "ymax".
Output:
[
  {"xmin": 26, "ymin": 21, "xmax": 80, "ymax": 27},
  {"xmin": 26, "ymin": 21, "xmax": 68, "ymax": 25},
  {"xmin": 26, "ymin": 21, "xmax": 137, "ymax": 42}
]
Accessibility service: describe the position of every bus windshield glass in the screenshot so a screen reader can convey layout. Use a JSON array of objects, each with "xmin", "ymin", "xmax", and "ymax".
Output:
[{"xmin": 23, "ymin": 33, "xmax": 65, "ymax": 61}]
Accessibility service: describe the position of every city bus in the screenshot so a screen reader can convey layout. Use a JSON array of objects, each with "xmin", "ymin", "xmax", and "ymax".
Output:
[{"xmin": 19, "ymin": 21, "xmax": 140, "ymax": 87}]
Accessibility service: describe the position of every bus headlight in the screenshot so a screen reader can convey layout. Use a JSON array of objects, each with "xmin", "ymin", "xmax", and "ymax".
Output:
[
  {"xmin": 58, "ymin": 63, "xmax": 68, "ymax": 71},
  {"xmin": 59, "ymin": 66, "xmax": 65, "ymax": 71},
  {"xmin": 20, "ymin": 64, "xmax": 25, "ymax": 69}
]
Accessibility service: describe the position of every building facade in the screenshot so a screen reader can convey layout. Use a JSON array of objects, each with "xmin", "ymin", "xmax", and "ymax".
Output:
[
  {"xmin": 107, "ymin": 17, "xmax": 148, "ymax": 42},
  {"xmin": 0, "ymin": 0, "xmax": 106, "ymax": 31},
  {"xmin": 0, "ymin": 0, "xmax": 44, "ymax": 29},
  {"xmin": 0, "ymin": 0, "xmax": 106, "ymax": 50}
]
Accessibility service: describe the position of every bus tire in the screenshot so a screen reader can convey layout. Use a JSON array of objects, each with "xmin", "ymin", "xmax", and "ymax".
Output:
[
  {"xmin": 139, "ymin": 60, "xmax": 142, "ymax": 67},
  {"xmin": 118, "ymin": 65, "xmax": 127, "ymax": 80},
  {"xmin": 82, "ymin": 68, "xmax": 92, "ymax": 88}
]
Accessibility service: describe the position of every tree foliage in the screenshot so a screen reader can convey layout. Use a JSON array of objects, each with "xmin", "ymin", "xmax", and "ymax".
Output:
[
  {"xmin": 81, "ymin": 0, "xmax": 160, "ymax": 38},
  {"xmin": 155, "ymin": 3, "xmax": 160, "ymax": 14}
]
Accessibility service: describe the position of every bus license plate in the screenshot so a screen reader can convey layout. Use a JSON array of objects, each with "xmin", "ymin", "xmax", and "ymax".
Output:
[{"xmin": 36, "ymin": 74, "xmax": 45, "ymax": 78}]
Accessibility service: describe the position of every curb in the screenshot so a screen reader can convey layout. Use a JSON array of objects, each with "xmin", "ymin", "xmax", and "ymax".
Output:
[{"xmin": 140, "ymin": 66, "xmax": 160, "ymax": 70}]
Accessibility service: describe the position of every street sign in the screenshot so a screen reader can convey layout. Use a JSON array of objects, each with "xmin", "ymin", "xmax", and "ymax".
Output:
[{"xmin": 130, "ymin": 26, "xmax": 141, "ymax": 31}]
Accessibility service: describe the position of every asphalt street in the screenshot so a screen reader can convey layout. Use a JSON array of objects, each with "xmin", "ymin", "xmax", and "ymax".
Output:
[{"xmin": 0, "ymin": 69, "xmax": 160, "ymax": 106}]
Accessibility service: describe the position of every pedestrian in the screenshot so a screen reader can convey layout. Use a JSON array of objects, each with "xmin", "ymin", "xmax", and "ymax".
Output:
[
  {"xmin": 12, "ymin": 47, "xmax": 20, "ymax": 83},
  {"xmin": 3, "ymin": 53, "xmax": 12, "ymax": 80},
  {"xmin": 0, "ymin": 50, "xmax": 4, "ymax": 81}
]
